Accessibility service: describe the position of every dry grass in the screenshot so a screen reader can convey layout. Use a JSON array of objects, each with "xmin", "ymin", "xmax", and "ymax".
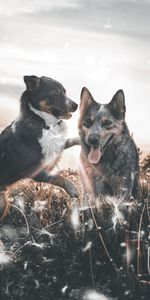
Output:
[{"xmin": 0, "ymin": 154, "xmax": 149, "ymax": 299}]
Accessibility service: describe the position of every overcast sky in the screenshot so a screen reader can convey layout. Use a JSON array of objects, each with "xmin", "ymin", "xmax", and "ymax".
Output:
[{"xmin": 0, "ymin": 0, "xmax": 150, "ymax": 153}]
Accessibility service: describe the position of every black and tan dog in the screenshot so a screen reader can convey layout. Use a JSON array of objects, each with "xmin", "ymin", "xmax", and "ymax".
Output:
[
  {"xmin": 0, "ymin": 75, "xmax": 79, "ymax": 218},
  {"xmin": 79, "ymin": 87, "xmax": 141, "ymax": 201}
]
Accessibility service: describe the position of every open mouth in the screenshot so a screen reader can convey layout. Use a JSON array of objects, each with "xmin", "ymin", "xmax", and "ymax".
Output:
[
  {"xmin": 59, "ymin": 112, "xmax": 72, "ymax": 120},
  {"xmin": 88, "ymin": 134, "xmax": 114, "ymax": 165}
]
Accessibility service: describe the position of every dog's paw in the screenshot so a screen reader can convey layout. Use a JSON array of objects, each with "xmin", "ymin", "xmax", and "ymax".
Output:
[{"xmin": 64, "ymin": 180, "xmax": 79, "ymax": 198}]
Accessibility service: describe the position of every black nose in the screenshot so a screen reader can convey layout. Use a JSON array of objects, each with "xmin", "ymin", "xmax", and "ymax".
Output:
[
  {"xmin": 66, "ymin": 97, "xmax": 78, "ymax": 112},
  {"xmin": 88, "ymin": 134, "xmax": 100, "ymax": 147},
  {"xmin": 71, "ymin": 102, "xmax": 78, "ymax": 112},
  {"xmin": 69, "ymin": 101, "xmax": 78, "ymax": 112}
]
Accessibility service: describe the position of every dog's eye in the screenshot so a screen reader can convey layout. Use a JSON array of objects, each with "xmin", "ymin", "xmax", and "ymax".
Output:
[
  {"xmin": 102, "ymin": 120, "xmax": 113, "ymax": 127},
  {"xmin": 83, "ymin": 118, "xmax": 93, "ymax": 128},
  {"xmin": 55, "ymin": 90, "xmax": 61, "ymax": 96}
]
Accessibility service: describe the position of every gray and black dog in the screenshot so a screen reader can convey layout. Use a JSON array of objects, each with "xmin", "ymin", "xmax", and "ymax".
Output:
[{"xmin": 78, "ymin": 87, "xmax": 141, "ymax": 201}]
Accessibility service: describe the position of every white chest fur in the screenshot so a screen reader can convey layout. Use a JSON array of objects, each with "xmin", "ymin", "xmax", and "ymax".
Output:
[
  {"xmin": 29, "ymin": 105, "xmax": 67, "ymax": 164},
  {"xmin": 39, "ymin": 122, "xmax": 67, "ymax": 163}
]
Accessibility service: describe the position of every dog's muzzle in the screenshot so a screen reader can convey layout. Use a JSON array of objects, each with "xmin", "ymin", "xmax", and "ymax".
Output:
[
  {"xmin": 87, "ymin": 133, "xmax": 114, "ymax": 165},
  {"xmin": 61, "ymin": 98, "xmax": 78, "ymax": 119}
]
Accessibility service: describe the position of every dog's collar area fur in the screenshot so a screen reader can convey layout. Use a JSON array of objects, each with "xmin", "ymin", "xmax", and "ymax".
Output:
[{"xmin": 29, "ymin": 103, "xmax": 62, "ymax": 129}]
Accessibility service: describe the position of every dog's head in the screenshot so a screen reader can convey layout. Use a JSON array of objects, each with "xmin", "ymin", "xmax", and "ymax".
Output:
[
  {"xmin": 79, "ymin": 87, "xmax": 126, "ymax": 164},
  {"xmin": 23, "ymin": 75, "xmax": 78, "ymax": 119}
]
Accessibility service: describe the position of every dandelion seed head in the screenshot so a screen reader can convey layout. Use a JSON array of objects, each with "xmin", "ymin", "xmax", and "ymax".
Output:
[
  {"xmin": 34, "ymin": 200, "xmax": 47, "ymax": 212},
  {"xmin": 108, "ymin": 198, "xmax": 124, "ymax": 230}
]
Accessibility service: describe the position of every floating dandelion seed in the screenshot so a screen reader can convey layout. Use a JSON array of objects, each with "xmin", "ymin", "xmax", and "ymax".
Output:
[
  {"xmin": 52, "ymin": 276, "xmax": 57, "ymax": 283},
  {"xmin": 120, "ymin": 242, "xmax": 126, "ymax": 248},
  {"xmin": 24, "ymin": 261, "xmax": 28, "ymax": 270},
  {"xmin": 0, "ymin": 252, "xmax": 11, "ymax": 265},
  {"xmin": 83, "ymin": 290, "xmax": 111, "ymax": 300},
  {"xmin": 63, "ymin": 42, "xmax": 70, "ymax": 49},
  {"xmin": 35, "ymin": 280, "xmax": 40, "ymax": 289},
  {"xmin": 87, "ymin": 218, "xmax": 94, "ymax": 231},
  {"xmin": 71, "ymin": 207, "xmax": 80, "ymax": 230},
  {"xmin": 124, "ymin": 290, "xmax": 131, "ymax": 296},
  {"xmin": 104, "ymin": 18, "xmax": 112, "ymax": 30},
  {"xmin": 30, "ymin": 242, "xmax": 45, "ymax": 249},
  {"xmin": 82, "ymin": 241, "xmax": 92, "ymax": 253},
  {"xmin": 61, "ymin": 285, "xmax": 68, "ymax": 294}
]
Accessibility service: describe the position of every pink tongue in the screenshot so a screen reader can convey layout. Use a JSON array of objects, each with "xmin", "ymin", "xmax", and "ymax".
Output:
[{"xmin": 88, "ymin": 146, "xmax": 102, "ymax": 164}]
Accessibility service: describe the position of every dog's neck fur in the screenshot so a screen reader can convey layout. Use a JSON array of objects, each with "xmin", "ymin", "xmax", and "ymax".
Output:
[{"xmin": 28, "ymin": 104, "xmax": 67, "ymax": 164}]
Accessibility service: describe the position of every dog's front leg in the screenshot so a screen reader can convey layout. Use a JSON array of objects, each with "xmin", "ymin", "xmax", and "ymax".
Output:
[
  {"xmin": 34, "ymin": 171, "xmax": 79, "ymax": 198},
  {"xmin": 64, "ymin": 137, "xmax": 80, "ymax": 149},
  {"xmin": 49, "ymin": 174, "xmax": 79, "ymax": 198}
]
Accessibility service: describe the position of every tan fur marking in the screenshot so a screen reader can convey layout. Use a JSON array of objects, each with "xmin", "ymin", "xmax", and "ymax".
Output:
[
  {"xmin": 82, "ymin": 125, "xmax": 91, "ymax": 135},
  {"xmin": 39, "ymin": 100, "xmax": 52, "ymax": 113}
]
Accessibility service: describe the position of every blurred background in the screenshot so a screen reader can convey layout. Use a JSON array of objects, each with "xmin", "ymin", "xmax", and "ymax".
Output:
[{"xmin": 0, "ymin": 0, "xmax": 150, "ymax": 169}]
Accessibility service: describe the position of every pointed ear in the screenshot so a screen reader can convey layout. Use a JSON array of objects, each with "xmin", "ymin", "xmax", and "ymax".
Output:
[
  {"xmin": 109, "ymin": 89, "xmax": 126, "ymax": 119},
  {"xmin": 79, "ymin": 87, "xmax": 94, "ymax": 125},
  {"xmin": 24, "ymin": 75, "xmax": 40, "ymax": 91}
]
